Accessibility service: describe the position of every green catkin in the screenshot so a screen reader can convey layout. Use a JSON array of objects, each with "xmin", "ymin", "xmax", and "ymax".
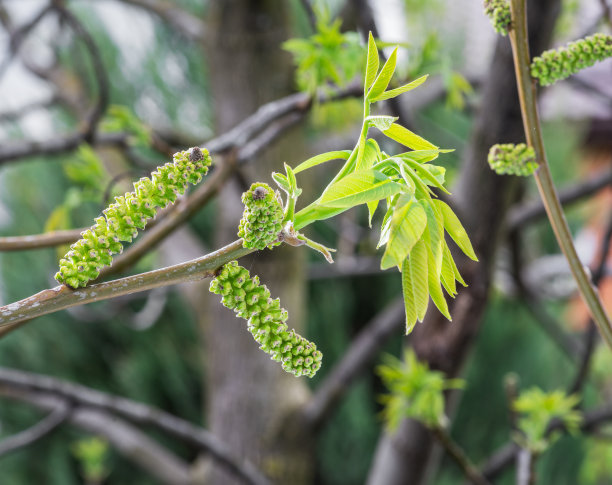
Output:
[
  {"xmin": 238, "ymin": 183, "xmax": 284, "ymax": 250},
  {"xmin": 488, "ymin": 143, "xmax": 537, "ymax": 176},
  {"xmin": 56, "ymin": 147, "xmax": 212, "ymax": 288},
  {"xmin": 531, "ymin": 33, "xmax": 612, "ymax": 86},
  {"xmin": 483, "ymin": 0, "xmax": 511, "ymax": 36},
  {"xmin": 209, "ymin": 261, "xmax": 322, "ymax": 378}
]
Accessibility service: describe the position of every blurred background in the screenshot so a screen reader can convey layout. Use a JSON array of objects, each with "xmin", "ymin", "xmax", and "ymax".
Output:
[{"xmin": 0, "ymin": 0, "xmax": 611, "ymax": 484}]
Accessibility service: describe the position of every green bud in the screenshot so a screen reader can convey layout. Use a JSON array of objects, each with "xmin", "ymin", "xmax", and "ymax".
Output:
[
  {"xmin": 531, "ymin": 33, "xmax": 612, "ymax": 86},
  {"xmin": 210, "ymin": 261, "xmax": 322, "ymax": 378},
  {"xmin": 56, "ymin": 147, "xmax": 212, "ymax": 288},
  {"xmin": 238, "ymin": 183, "xmax": 284, "ymax": 250},
  {"xmin": 488, "ymin": 143, "xmax": 537, "ymax": 177},
  {"xmin": 484, "ymin": 0, "xmax": 511, "ymax": 36}
]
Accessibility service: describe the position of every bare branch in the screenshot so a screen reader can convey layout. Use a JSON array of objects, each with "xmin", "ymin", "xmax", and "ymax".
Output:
[
  {"xmin": 0, "ymin": 405, "xmax": 70, "ymax": 458},
  {"xmin": 0, "ymin": 367, "xmax": 270, "ymax": 485},
  {"xmin": 303, "ymin": 297, "xmax": 405, "ymax": 429},
  {"xmin": 0, "ymin": 239, "xmax": 252, "ymax": 334},
  {"xmin": 507, "ymin": 168, "xmax": 612, "ymax": 230}
]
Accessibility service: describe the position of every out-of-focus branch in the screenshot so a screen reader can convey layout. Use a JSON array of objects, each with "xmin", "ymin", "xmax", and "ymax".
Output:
[
  {"xmin": 507, "ymin": 168, "xmax": 612, "ymax": 230},
  {"xmin": 570, "ymin": 212, "xmax": 612, "ymax": 394},
  {"xmin": 96, "ymin": 0, "xmax": 206, "ymax": 42},
  {"xmin": 0, "ymin": 95, "xmax": 59, "ymax": 123},
  {"xmin": 303, "ymin": 297, "xmax": 405, "ymax": 429},
  {"xmin": 53, "ymin": 5, "xmax": 109, "ymax": 142},
  {"xmin": 0, "ymin": 387, "xmax": 193, "ymax": 485},
  {"xmin": 516, "ymin": 449, "xmax": 535, "ymax": 485},
  {"xmin": 0, "ymin": 367, "xmax": 270, "ymax": 485},
  {"xmin": 0, "ymin": 405, "xmax": 70, "ymax": 458},
  {"xmin": 299, "ymin": 0, "xmax": 316, "ymax": 30}
]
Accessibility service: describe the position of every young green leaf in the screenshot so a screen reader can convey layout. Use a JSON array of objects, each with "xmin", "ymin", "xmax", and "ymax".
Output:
[
  {"xmin": 401, "ymin": 149, "xmax": 440, "ymax": 164},
  {"xmin": 381, "ymin": 198, "xmax": 427, "ymax": 270},
  {"xmin": 367, "ymin": 47, "xmax": 398, "ymax": 100},
  {"xmin": 444, "ymin": 242, "xmax": 466, "ymax": 287},
  {"xmin": 427, "ymin": 249, "xmax": 451, "ymax": 320},
  {"xmin": 319, "ymin": 169, "xmax": 403, "ymax": 208},
  {"xmin": 409, "ymin": 240, "xmax": 429, "ymax": 323},
  {"xmin": 433, "ymin": 200, "xmax": 478, "ymax": 261},
  {"xmin": 293, "ymin": 150, "xmax": 351, "ymax": 174},
  {"xmin": 402, "ymin": 257, "xmax": 418, "ymax": 334},
  {"xmin": 377, "ymin": 203, "xmax": 395, "ymax": 249},
  {"xmin": 357, "ymin": 139, "xmax": 382, "ymax": 171},
  {"xmin": 420, "ymin": 200, "xmax": 444, "ymax": 277},
  {"xmin": 402, "ymin": 157, "xmax": 450, "ymax": 194},
  {"xmin": 440, "ymin": 246, "xmax": 457, "ymax": 297},
  {"xmin": 272, "ymin": 172, "xmax": 291, "ymax": 193},
  {"xmin": 366, "ymin": 115, "xmax": 398, "ymax": 132},
  {"xmin": 364, "ymin": 31, "xmax": 379, "ymax": 93},
  {"xmin": 370, "ymin": 74, "xmax": 429, "ymax": 102},
  {"xmin": 383, "ymin": 123, "xmax": 438, "ymax": 151}
]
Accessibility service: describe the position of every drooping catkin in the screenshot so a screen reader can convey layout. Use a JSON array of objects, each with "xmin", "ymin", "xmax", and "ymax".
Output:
[{"xmin": 209, "ymin": 261, "xmax": 322, "ymax": 378}]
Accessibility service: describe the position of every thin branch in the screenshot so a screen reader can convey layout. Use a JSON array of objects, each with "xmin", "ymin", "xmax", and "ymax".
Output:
[
  {"xmin": 0, "ymin": 94, "xmax": 59, "ymax": 123},
  {"xmin": 303, "ymin": 297, "xmax": 405, "ymax": 429},
  {"xmin": 431, "ymin": 426, "xmax": 492, "ymax": 485},
  {"xmin": 516, "ymin": 448, "xmax": 535, "ymax": 485},
  {"xmin": 481, "ymin": 403, "xmax": 612, "ymax": 481},
  {"xmin": 508, "ymin": 0, "xmax": 612, "ymax": 348},
  {"xmin": 0, "ymin": 229, "xmax": 84, "ymax": 251},
  {"xmin": 0, "ymin": 239, "xmax": 252, "ymax": 334},
  {"xmin": 507, "ymin": 168, "xmax": 612, "ymax": 230},
  {"xmin": 0, "ymin": 405, "xmax": 70, "ymax": 457},
  {"xmin": 95, "ymin": 0, "xmax": 206, "ymax": 42},
  {"xmin": 53, "ymin": 5, "xmax": 110, "ymax": 142},
  {"xmin": 299, "ymin": 0, "xmax": 317, "ymax": 31},
  {"xmin": 0, "ymin": 367, "xmax": 270, "ymax": 485},
  {"xmin": 570, "ymin": 211, "xmax": 612, "ymax": 394},
  {"xmin": 0, "ymin": 388, "xmax": 193, "ymax": 485}
]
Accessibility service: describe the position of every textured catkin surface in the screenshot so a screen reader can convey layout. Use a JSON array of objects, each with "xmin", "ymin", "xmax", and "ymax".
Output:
[
  {"xmin": 209, "ymin": 261, "xmax": 322, "ymax": 378},
  {"xmin": 56, "ymin": 148, "xmax": 212, "ymax": 288},
  {"xmin": 238, "ymin": 182, "xmax": 284, "ymax": 250},
  {"xmin": 531, "ymin": 33, "xmax": 612, "ymax": 86},
  {"xmin": 488, "ymin": 143, "xmax": 537, "ymax": 176},
  {"xmin": 484, "ymin": 0, "xmax": 511, "ymax": 36}
]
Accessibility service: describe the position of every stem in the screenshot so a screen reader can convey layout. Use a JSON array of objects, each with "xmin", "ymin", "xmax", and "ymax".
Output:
[
  {"xmin": 508, "ymin": 0, "xmax": 612, "ymax": 349},
  {"xmin": 430, "ymin": 426, "xmax": 491, "ymax": 485},
  {"xmin": 0, "ymin": 240, "xmax": 252, "ymax": 336}
]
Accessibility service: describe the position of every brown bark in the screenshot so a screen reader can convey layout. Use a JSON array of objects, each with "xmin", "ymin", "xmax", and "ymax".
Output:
[
  {"xmin": 366, "ymin": 1, "xmax": 561, "ymax": 484},
  {"xmin": 200, "ymin": 2, "xmax": 314, "ymax": 483}
]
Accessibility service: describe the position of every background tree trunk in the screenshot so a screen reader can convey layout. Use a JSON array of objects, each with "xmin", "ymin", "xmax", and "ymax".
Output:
[{"xmin": 198, "ymin": 2, "xmax": 315, "ymax": 483}]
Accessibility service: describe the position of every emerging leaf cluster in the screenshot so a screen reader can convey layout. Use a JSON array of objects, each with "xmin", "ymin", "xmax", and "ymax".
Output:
[
  {"xmin": 286, "ymin": 33, "xmax": 477, "ymax": 334},
  {"xmin": 513, "ymin": 387, "xmax": 582, "ymax": 454},
  {"xmin": 283, "ymin": 8, "xmax": 364, "ymax": 93},
  {"xmin": 377, "ymin": 350, "xmax": 464, "ymax": 430},
  {"xmin": 72, "ymin": 437, "xmax": 110, "ymax": 483}
]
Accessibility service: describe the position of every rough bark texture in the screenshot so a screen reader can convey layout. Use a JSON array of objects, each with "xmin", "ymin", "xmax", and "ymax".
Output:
[
  {"xmin": 201, "ymin": 2, "xmax": 314, "ymax": 484},
  {"xmin": 366, "ymin": 1, "xmax": 561, "ymax": 484}
]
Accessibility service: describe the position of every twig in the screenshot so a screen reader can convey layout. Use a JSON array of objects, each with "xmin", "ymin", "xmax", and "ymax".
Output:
[
  {"xmin": 0, "ymin": 95, "xmax": 59, "ymax": 123},
  {"xmin": 53, "ymin": 5, "xmax": 109, "ymax": 142},
  {"xmin": 430, "ymin": 426, "xmax": 492, "ymax": 485},
  {"xmin": 570, "ymin": 212, "xmax": 612, "ymax": 394},
  {"xmin": 0, "ymin": 367, "xmax": 269, "ymax": 485},
  {"xmin": 299, "ymin": 0, "xmax": 317, "ymax": 31},
  {"xmin": 507, "ymin": 168, "xmax": 612, "ymax": 230},
  {"xmin": 0, "ymin": 405, "xmax": 70, "ymax": 457},
  {"xmin": 481, "ymin": 403, "xmax": 612, "ymax": 480},
  {"xmin": 516, "ymin": 448, "xmax": 535, "ymax": 485},
  {"xmin": 303, "ymin": 297, "xmax": 405, "ymax": 429},
  {"xmin": 0, "ymin": 239, "xmax": 252, "ymax": 334},
  {"xmin": 0, "ymin": 229, "xmax": 84, "ymax": 251},
  {"xmin": 508, "ymin": 0, "xmax": 612, "ymax": 349}
]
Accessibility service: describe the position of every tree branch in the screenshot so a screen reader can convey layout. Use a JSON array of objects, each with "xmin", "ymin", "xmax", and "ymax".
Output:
[
  {"xmin": 0, "ymin": 405, "xmax": 70, "ymax": 458},
  {"xmin": 303, "ymin": 297, "xmax": 404, "ymax": 429},
  {"xmin": 509, "ymin": 0, "xmax": 612, "ymax": 348},
  {"xmin": 0, "ymin": 239, "xmax": 252, "ymax": 334},
  {"xmin": 507, "ymin": 168, "xmax": 612, "ymax": 230},
  {"xmin": 0, "ymin": 367, "xmax": 270, "ymax": 485}
]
